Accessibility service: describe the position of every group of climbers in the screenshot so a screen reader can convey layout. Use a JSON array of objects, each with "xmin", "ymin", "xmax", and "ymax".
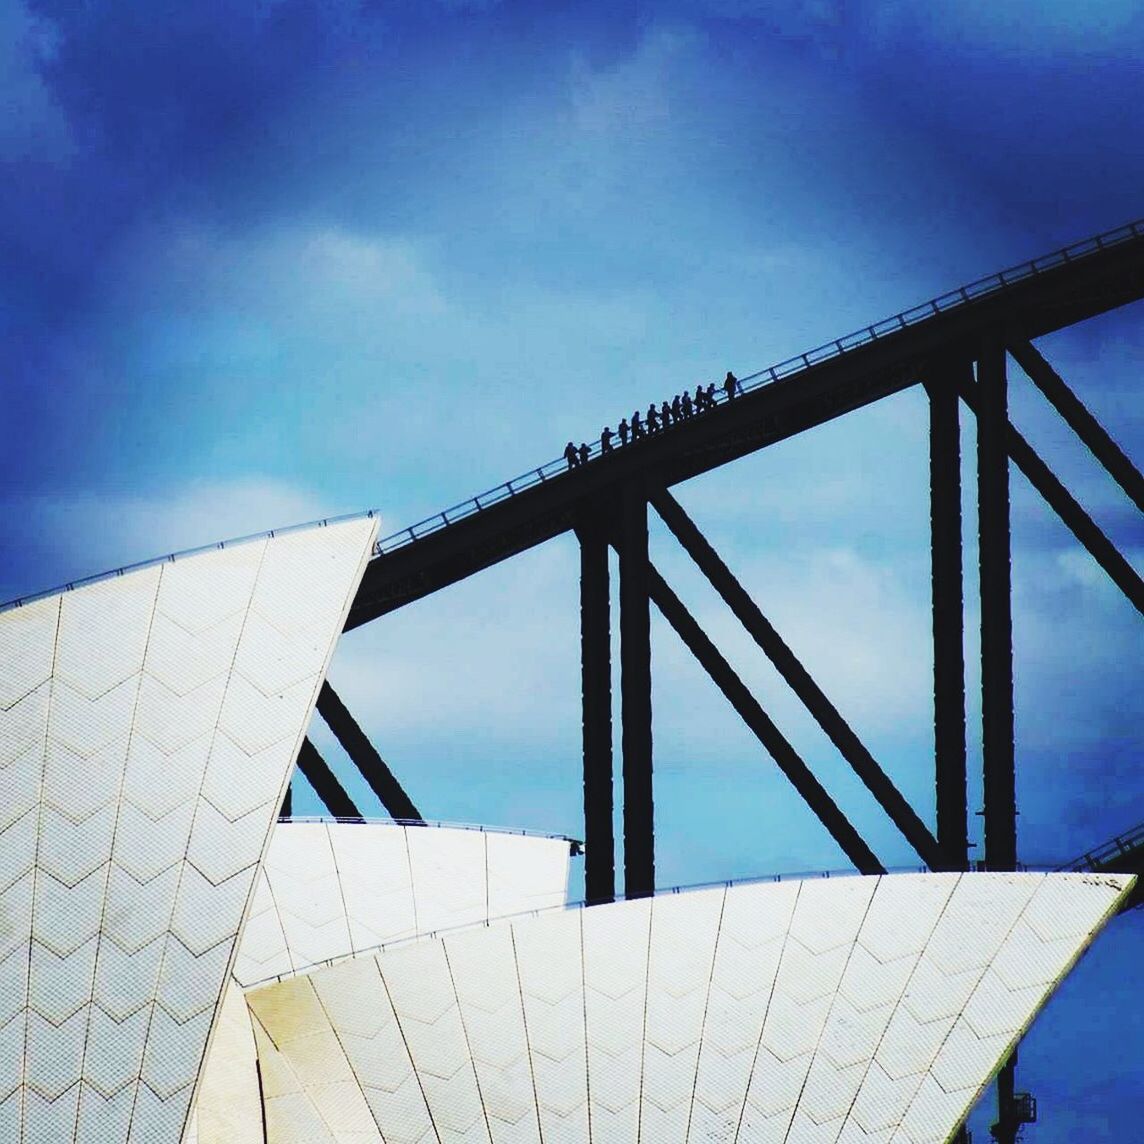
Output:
[{"xmin": 565, "ymin": 371, "xmax": 739, "ymax": 471}]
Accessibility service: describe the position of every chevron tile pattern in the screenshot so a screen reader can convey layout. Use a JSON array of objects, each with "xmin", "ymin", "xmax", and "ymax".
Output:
[
  {"xmin": 233, "ymin": 822, "xmax": 572, "ymax": 987},
  {"xmin": 188, "ymin": 823, "xmax": 572, "ymax": 1143},
  {"xmin": 246, "ymin": 871, "xmax": 1133, "ymax": 1144},
  {"xmin": 0, "ymin": 516, "xmax": 378, "ymax": 1144}
]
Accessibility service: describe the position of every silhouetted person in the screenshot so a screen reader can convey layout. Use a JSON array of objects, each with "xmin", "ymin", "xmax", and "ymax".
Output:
[
  {"xmin": 631, "ymin": 410, "xmax": 644, "ymax": 440},
  {"xmin": 681, "ymin": 391, "xmax": 693, "ymax": 419},
  {"xmin": 660, "ymin": 400, "xmax": 672, "ymax": 428},
  {"xmin": 707, "ymin": 381, "xmax": 717, "ymax": 406},
  {"xmin": 647, "ymin": 402, "xmax": 660, "ymax": 433},
  {"xmin": 724, "ymin": 371, "xmax": 738, "ymax": 399},
  {"xmin": 601, "ymin": 426, "xmax": 614, "ymax": 453},
  {"xmin": 618, "ymin": 417, "xmax": 630, "ymax": 446},
  {"xmin": 671, "ymin": 395, "xmax": 682, "ymax": 422},
  {"xmin": 694, "ymin": 384, "xmax": 707, "ymax": 413},
  {"xmin": 565, "ymin": 441, "xmax": 579, "ymax": 470},
  {"xmin": 578, "ymin": 442, "xmax": 590, "ymax": 465}
]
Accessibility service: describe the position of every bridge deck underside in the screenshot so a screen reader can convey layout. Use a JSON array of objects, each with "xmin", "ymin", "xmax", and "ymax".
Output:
[{"xmin": 348, "ymin": 234, "xmax": 1144, "ymax": 628}]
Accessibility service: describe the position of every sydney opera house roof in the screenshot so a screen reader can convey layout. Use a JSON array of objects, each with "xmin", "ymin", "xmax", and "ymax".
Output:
[{"xmin": 0, "ymin": 514, "xmax": 1134, "ymax": 1143}]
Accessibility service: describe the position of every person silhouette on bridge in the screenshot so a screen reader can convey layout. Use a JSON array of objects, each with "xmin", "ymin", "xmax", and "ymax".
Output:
[
  {"xmin": 694, "ymin": 384, "xmax": 708, "ymax": 414},
  {"xmin": 564, "ymin": 441, "xmax": 579, "ymax": 470},
  {"xmin": 724, "ymin": 371, "xmax": 738, "ymax": 400},
  {"xmin": 601, "ymin": 426, "xmax": 614, "ymax": 454},
  {"xmin": 631, "ymin": 410, "xmax": 644, "ymax": 439},
  {"xmin": 681, "ymin": 390, "xmax": 693, "ymax": 419},
  {"xmin": 707, "ymin": 381, "xmax": 717, "ymax": 406},
  {"xmin": 661, "ymin": 399, "xmax": 672, "ymax": 429},
  {"xmin": 647, "ymin": 403, "xmax": 660, "ymax": 434},
  {"xmin": 578, "ymin": 442, "xmax": 590, "ymax": 465},
  {"xmin": 671, "ymin": 394, "xmax": 682, "ymax": 422},
  {"xmin": 618, "ymin": 417, "xmax": 630, "ymax": 446}
]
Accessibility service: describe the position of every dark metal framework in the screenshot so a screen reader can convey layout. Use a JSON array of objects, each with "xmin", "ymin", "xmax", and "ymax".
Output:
[{"xmin": 284, "ymin": 222, "xmax": 1143, "ymax": 1141}]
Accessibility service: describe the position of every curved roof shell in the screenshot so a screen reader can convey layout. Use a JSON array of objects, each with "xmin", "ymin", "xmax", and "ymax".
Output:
[
  {"xmin": 246, "ymin": 870, "xmax": 1134, "ymax": 1144},
  {"xmin": 188, "ymin": 822, "xmax": 572, "ymax": 1143},
  {"xmin": 235, "ymin": 820, "xmax": 573, "ymax": 987},
  {"xmin": 0, "ymin": 515, "xmax": 378, "ymax": 1143}
]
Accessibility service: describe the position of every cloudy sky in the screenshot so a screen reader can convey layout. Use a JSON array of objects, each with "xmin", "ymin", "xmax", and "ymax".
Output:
[{"xmin": 3, "ymin": 1, "xmax": 1142, "ymax": 1137}]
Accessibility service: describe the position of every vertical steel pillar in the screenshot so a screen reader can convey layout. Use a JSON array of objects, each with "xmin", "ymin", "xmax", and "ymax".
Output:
[
  {"xmin": 927, "ymin": 370, "xmax": 968, "ymax": 872},
  {"xmin": 619, "ymin": 483, "xmax": 654, "ymax": 898},
  {"xmin": 991, "ymin": 1051, "xmax": 1020, "ymax": 1144},
  {"xmin": 977, "ymin": 342, "xmax": 1016, "ymax": 872},
  {"xmin": 578, "ymin": 507, "xmax": 615, "ymax": 905}
]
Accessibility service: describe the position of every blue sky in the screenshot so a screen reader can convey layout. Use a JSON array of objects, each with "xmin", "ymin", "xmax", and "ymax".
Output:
[{"xmin": 2, "ymin": 1, "xmax": 1142, "ymax": 1137}]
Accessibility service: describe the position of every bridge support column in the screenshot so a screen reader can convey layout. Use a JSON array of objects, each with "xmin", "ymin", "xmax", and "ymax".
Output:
[
  {"xmin": 927, "ymin": 369, "xmax": 968, "ymax": 871},
  {"xmin": 317, "ymin": 682, "xmax": 423, "ymax": 822},
  {"xmin": 977, "ymin": 341, "xmax": 1016, "ymax": 872},
  {"xmin": 577, "ymin": 507, "xmax": 615, "ymax": 905},
  {"xmin": 619, "ymin": 483, "xmax": 654, "ymax": 898}
]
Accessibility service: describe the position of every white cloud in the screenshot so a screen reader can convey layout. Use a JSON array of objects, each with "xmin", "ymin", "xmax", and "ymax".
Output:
[
  {"xmin": 0, "ymin": 2, "xmax": 74, "ymax": 163},
  {"xmin": 1, "ymin": 476, "xmax": 360, "ymax": 601},
  {"xmin": 568, "ymin": 27, "xmax": 697, "ymax": 135}
]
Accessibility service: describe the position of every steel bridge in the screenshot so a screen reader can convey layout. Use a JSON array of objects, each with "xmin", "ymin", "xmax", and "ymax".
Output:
[{"xmin": 291, "ymin": 218, "xmax": 1143, "ymax": 1144}]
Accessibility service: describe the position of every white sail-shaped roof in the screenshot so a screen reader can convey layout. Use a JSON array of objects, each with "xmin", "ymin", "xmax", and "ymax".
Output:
[
  {"xmin": 234, "ymin": 820, "xmax": 573, "ymax": 987},
  {"xmin": 245, "ymin": 870, "xmax": 1134, "ymax": 1144},
  {"xmin": 187, "ymin": 821, "xmax": 573, "ymax": 1143},
  {"xmin": 0, "ymin": 515, "xmax": 378, "ymax": 1143}
]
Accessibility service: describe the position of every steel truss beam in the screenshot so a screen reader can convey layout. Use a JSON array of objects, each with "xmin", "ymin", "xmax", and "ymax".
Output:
[
  {"xmin": 956, "ymin": 377, "xmax": 1144, "ymax": 615},
  {"xmin": 1010, "ymin": 339, "xmax": 1144, "ymax": 514},
  {"xmin": 926, "ymin": 368, "xmax": 969, "ymax": 872},
  {"xmin": 316, "ymin": 681, "xmax": 423, "ymax": 822},
  {"xmin": 576, "ymin": 504, "xmax": 615, "ymax": 904},
  {"xmin": 645, "ymin": 562, "xmax": 885, "ymax": 876},
  {"xmin": 295, "ymin": 737, "xmax": 363, "ymax": 820},
  {"xmin": 651, "ymin": 489, "xmax": 939, "ymax": 870}
]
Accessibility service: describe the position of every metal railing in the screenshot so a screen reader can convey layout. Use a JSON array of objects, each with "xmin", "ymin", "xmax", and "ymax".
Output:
[
  {"xmin": 276, "ymin": 814, "xmax": 581, "ymax": 848},
  {"xmin": 1056, "ymin": 820, "xmax": 1144, "ymax": 873},
  {"xmin": 249, "ymin": 862, "xmax": 1073, "ymax": 987},
  {"xmin": 372, "ymin": 217, "xmax": 1143, "ymax": 558}
]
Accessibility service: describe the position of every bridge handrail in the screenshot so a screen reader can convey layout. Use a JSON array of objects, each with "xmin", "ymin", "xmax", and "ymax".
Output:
[
  {"xmin": 372, "ymin": 217, "xmax": 1143, "ymax": 558},
  {"xmin": 1056, "ymin": 819, "xmax": 1144, "ymax": 872}
]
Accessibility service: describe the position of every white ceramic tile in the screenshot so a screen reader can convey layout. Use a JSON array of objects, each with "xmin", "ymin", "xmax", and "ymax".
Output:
[
  {"xmin": 445, "ymin": 925, "xmax": 538, "ymax": 1141},
  {"xmin": 184, "ymin": 800, "xmax": 267, "ymax": 888},
  {"xmin": 25, "ymin": 1007, "xmax": 88, "ymax": 1100},
  {"xmin": 28, "ymin": 934, "xmax": 98, "ymax": 1025},
  {"xmin": 185, "ymin": 981, "xmax": 263, "ymax": 1144},
  {"xmin": 155, "ymin": 539, "xmax": 266, "ymax": 637},
  {"xmin": 54, "ymin": 567, "xmax": 159, "ymax": 699},
  {"xmin": 0, "ymin": 742, "xmax": 45, "ymax": 835},
  {"xmin": 407, "ymin": 825, "xmax": 487, "ymax": 935},
  {"xmin": 24, "ymin": 1083, "xmax": 83, "ymax": 1144},
  {"xmin": 77, "ymin": 1080, "xmax": 136, "ymax": 1143},
  {"xmin": 0, "ymin": 517, "xmax": 378, "ymax": 1143},
  {"xmin": 485, "ymin": 831, "xmax": 569, "ymax": 917},
  {"xmin": 143, "ymin": 610, "xmax": 245, "ymax": 698},
  {"xmin": 0, "ymin": 678, "xmax": 50, "ymax": 770},
  {"xmin": 141, "ymin": 1005, "xmax": 213, "ymax": 1099},
  {"xmin": 33, "ymin": 863, "xmax": 106, "ymax": 956},
  {"xmin": 642, "ymin": 888, "xmax": 723, "ymax": 1139},
  {"xmin": 48, "ymin": 677, "xmax": 138, "ymax": 760},
  {"xmin": 0, "ymin": 596, "xmax": 59, "ymax": 710},
  {"xmin": 83, "ymin": 1004, "xmax": 150, "ymax": 1097}
]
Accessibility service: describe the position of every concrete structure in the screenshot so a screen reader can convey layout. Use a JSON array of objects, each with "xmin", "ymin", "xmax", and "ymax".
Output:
[{"xmin": 0, "ymin": 513, "xmax": 1135, "ymax": 1143}]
